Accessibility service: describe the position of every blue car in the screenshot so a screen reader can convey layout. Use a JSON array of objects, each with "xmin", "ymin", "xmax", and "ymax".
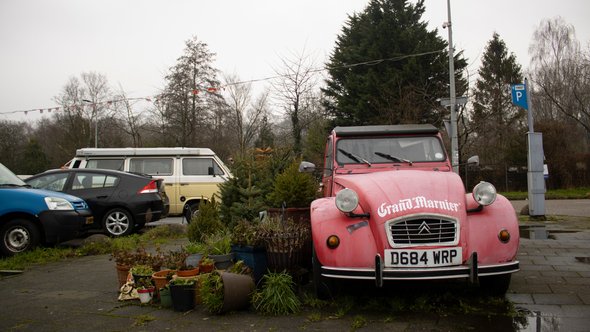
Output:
[{"xmin": 0, "ymin": 163, "xmax": 93, "ymax": 255}]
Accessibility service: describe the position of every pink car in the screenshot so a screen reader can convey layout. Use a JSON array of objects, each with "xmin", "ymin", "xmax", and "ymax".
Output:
[{"xmin": 300, "ymin": 124, "xmax": 519, "ymax": 298}]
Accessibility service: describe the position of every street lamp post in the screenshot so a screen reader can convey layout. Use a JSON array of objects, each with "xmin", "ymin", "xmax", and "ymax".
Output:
[
  {"xmin": 444, "ymin": 0, "xmax": 459, "ymax": 174},
  {"xmin": 82, "ymin": 99, "xmax": 98, "ymax": 148}
]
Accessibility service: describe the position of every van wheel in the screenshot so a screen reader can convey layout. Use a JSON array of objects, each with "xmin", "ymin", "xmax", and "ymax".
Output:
[
  {"xmin": 0, "ymin": 219, "xmax": 40, "ymax": 255},
  {"xmin": 184, "ymin": 202, "xmax": 200, "ymax": 224},
  {"xmin": 103, "ymin": 208, "xmax": 134, "ymax": 237}
]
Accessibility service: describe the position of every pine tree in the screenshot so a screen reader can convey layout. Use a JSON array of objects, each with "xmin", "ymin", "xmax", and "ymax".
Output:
[
  {"xmin": 470, "ymin": 33, "xmax": 526, "ymax": 170},
  {"xmin": 323, "ymin": 0, "xmax": 467, "ymax": 126}
]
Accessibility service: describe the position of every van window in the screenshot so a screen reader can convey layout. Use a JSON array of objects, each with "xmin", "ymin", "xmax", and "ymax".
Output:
[
  {"xmin": 183, "ymin": 158, "xmax": 224, "ymax": 176},
  {"xmin": 129, "ymin": 158, "xmax": 173, "ymax": 175},
  {"xmin": 86, "ymin": 159, "xmax": 124, "ymax": 171}
]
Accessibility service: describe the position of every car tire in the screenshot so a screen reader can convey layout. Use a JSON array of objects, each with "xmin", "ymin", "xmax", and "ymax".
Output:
[
  {"xmin": 102, "ymin": 208, "xmax": 134, "ymax": 237},
  {"xmin": 183, "ymin": 202, "xmax": 200, "ymax": 224},
  {"xmin": 479, "ymin": 274, "xmax": 512, "ymax": 296},
  {"xmin": 313, "ymin": 246, "xmax": 335, "ymax": 299},
  {"xmin": 0, "ymin": 218, "xmax": 40, "ymax": 255}
]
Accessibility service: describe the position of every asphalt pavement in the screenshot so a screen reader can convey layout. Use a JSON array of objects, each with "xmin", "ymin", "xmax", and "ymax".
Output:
[{"xmin": 0, "ymin": 200, "xmax": 588, "ymax": 331}]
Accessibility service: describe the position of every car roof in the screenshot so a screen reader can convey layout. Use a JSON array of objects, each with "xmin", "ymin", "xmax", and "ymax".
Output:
[
  {"xmin": 333, "ymin": 124, "xmax": 439, "ymax": 137},
  {"xmin": 30, "ymin": 168, "xmax": 151, "ymax": 179}
]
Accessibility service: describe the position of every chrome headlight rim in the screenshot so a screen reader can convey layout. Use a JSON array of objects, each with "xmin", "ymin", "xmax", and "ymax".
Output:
[
  {"xmin": 335, "ymin": 188, "xmax": 359, "ymax": 213},
  {"xmin": 472, "ymin": 181, "xmax": 497, "ymax": 206}
]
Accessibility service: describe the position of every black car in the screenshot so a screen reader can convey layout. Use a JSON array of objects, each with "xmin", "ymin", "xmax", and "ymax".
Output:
[{"xmin": 26, "ymin": 169, "xmax": 169, "ymax": 237}]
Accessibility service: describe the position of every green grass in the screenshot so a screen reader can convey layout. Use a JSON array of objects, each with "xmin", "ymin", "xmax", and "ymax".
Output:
[
  {"xmin": 0, "ymin": 225, "xmax": 186, "ymax": 271},
  {"xmin": 501, "ymin": 187, "xmax": 590, "ymax": 200}
]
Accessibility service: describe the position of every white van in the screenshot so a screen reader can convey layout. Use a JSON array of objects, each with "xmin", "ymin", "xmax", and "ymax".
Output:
[{"xmin": 66, "ymin": 147, "xmax": 231, "ymax": 220}]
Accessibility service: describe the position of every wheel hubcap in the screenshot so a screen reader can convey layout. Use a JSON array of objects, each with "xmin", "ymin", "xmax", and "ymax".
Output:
[
  {"xmin": 5, "ymin": 227, "xmax": 29, "ymax": 252},
  {"xmin": 106, "ymin": 212, "xmax": 129, "ymax": 236}
]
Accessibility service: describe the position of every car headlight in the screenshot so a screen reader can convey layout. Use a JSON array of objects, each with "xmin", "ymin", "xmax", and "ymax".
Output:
[
  {"xmin": 472, "ymin": 181, "xmax": 497, "ymax": 206},
  {"xmin": 335, "ymin": 188, "xmax": 359, "ymax": 213},
  {"xmin": 45, "ymin": 197, "xmax": 74, "ymax": 211}
]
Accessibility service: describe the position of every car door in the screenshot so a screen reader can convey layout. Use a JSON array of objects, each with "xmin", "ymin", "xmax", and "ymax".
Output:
[{"xmin": 66, "ymin": 172, "xmax": 119, "ymax": 221}]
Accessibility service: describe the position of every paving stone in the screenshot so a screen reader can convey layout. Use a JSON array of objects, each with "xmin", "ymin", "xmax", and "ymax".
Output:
[
  {"xmin": 563, "ymin": 277, "xmax": 590, "ymax": 285},
  {"xmin": 506, "ymin": 293, "xmax": 534, "ymax": 304},
  {"xmin": 509, "ymin": 283, "xmax": 552, "ymax": 294},
  {"xmin": 540, "ymin": 271, "xmax": 581, "ymax": 278},
  {"xmin": 523, "ymin": 275, "xmax": 565, "ymax": 285},
  {"xmin": 533, "ymin": 293, "xmax": 583, "ymax": 305},
  {"xmin": 561, "ymin": 305, "xmax": 590, "ymax": 317}
]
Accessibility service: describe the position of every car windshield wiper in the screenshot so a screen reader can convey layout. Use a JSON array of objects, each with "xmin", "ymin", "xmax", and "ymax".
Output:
[
  {"xmin": 0, "ymin": 183, "xmax": 30, "ymax": 188},
  {"xmin": 338, "ymin": 148, "xmax": 371, "ymax": 166},
  {"xmin": 375, "ymin": 151, "xmax": 413, "ymax": 165}
]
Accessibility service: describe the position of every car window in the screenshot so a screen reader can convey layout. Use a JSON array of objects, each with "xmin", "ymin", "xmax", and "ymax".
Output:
[
  {"xmin": 72, "ymin": 173, "xmax": 119, "ymax": 190},
  {"xmin": 336, "ymin": 136, "xmax": 446, "ymax": 164},
  {"xmin": 129, "ymin": 158, "xmax": 173, "ymax": 175},
  {"xmin": 27, "ymin": 173, "xmax": 69, "ymax": 191},
  {"xmin": 183, "ymin": 158, "xmax": 224, "ymax": 176},
  {"xmin": 86, "ymin": 159, "xmax": 125, "ymax": 171}
]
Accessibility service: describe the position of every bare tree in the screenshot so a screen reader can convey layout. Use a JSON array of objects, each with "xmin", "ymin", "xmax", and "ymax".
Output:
[
  {"xmin": 111, "ymin": 85, "xmax": 144, "ymax": 147},
  {"xmin": 272, "ymin": 49, "xmax": 320, "ymax": 154},
  {"xmin": 530, "ymin": 17, "xmax": 590, "ymax": 134}
]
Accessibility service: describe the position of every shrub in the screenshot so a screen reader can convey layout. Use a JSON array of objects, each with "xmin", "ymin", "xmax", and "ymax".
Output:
[
  {"xmin": 252, "ymin": 272, "xmax": 301, "ymax": 315},
  {"xmin": 187, "ymin": 197, "xmax": 225, "ymax": 242},
  {"xmin": 267, "ymin": 160, "xmax": 318, "ymax": 208}
]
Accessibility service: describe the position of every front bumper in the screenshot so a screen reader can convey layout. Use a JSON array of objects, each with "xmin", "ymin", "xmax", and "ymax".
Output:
[
  {"xmin": 39, "ymin": 209, "xmax": 94, "ymax": 244},
  {"xmin": 319, "ymin": 254, "xmax": 519, "ymax": 284}
]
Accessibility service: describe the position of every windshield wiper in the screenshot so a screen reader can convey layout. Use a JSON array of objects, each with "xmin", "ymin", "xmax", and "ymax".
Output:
[
  {"xmin": 0, "ymin": 183, "xmax": 30, "ymax": 188},
  {"xmin": 375, "ymin": 152, "xmax": 413, "ymax": 165},
  {"xmin": 338, "ymin": 148, "xmax": 371, "ymax": 166}
]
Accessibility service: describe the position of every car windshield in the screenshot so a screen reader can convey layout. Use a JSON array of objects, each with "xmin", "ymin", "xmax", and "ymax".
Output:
[
  {"xmin": 0, "ymin": 163, "xmax": 27, "ymax": 186},
  {"xmin": 336, "ymin": 136, "xmax": 446, "ymax": 165}
]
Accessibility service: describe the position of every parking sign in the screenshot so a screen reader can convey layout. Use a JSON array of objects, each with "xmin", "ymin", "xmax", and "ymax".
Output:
[{"xmin": 511, "ymin": 83, "xmax": 528, "ymax": 110}]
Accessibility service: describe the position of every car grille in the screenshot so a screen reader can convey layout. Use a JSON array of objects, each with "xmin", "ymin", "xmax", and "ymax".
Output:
[
  {"xmin": 72, "ymin": 201, "xmax": 88, "ymax": 210},
  {"xmin": 388, "ymin": 216, "xmax": 457, "ymax": 245}
]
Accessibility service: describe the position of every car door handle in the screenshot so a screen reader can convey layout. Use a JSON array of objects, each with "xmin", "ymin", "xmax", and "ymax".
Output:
[{"xmin": 96, "ymin": 195, "xmax": 108, "ymax": 199}]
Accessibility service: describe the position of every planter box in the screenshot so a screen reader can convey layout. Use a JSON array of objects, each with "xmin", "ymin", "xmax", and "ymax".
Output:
[{"xmin": 231, "ymin": 245, "xmax": 267, "ymax": 283}]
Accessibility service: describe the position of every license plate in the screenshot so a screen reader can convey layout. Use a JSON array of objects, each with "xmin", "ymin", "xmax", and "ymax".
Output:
[
  {"xmin": 85, "ymin": 216, "xmax": 94, "ymax": 225},
  {"xmin": 384, "ymin": 248, "xmax": 462, "ymax": 267}
]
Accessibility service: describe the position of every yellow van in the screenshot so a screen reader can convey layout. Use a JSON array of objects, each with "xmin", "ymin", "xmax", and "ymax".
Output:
[{"xmin": 66, "ymin": 147, "xmax": 231, "ymax": 221}]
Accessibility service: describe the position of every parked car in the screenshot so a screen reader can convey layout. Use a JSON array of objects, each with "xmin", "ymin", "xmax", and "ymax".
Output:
[
  {"xmin": 25, "ymin": 168, "xmax": 169, "ymax": 237},
  {"xmin": 63, "ymin": 147, "xmax": 231, "ymax": 222},
  {"xmin": 300, "ymin": 124, "xmax": 519, "ymax": 298},
  {"xmin": 0, "ymin": 163, "xmax": 93, "ymax": 255}
]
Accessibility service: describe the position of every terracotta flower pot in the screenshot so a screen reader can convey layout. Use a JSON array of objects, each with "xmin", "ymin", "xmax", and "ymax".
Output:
[
  {"xmin": 176, "ymin": 267, "xmax": 199, "ymax": 277},
  {"xmin": 152, "ymin": 269, "xmax": 176, "ymax": 295},
  {"xmin": 115, "ymin": 264, "xmax": 131, "ymax": 289}
]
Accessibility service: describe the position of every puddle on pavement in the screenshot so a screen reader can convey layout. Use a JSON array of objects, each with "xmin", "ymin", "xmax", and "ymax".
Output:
[
  {"xmin": 515, "ymin": 309, "xmax": 561, "ymax": 332},
  {"xmin": 519, "ymin": 225, "xmax": 550, "ymax": 239}
]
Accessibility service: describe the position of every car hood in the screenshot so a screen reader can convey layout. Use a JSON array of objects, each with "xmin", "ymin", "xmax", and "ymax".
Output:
[
  {"xmin": 333, "ymin": 169, "xmax": 467, "ymax": 221},
  {"xmin": 12, "ymin": 187, "xmax": 86, "ymax": 203}
]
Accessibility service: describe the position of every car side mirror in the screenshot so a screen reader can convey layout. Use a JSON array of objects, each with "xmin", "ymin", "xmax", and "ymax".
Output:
[
  {"xmin": 467, "ymin": 155, "xmax": 479, "ymax": 167},
  {"xmin": 299, "ymin": 161, "xmax": 316, "ymax": 173}
]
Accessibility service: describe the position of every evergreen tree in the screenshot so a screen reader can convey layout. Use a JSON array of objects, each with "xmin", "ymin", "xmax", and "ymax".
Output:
[
  {"xmin": 160, "ymin": 36, "xmax": 224, "ymax": 147},
  {"xmin": 323, "ymin": 0, "xmax": 467, "ymax": 126},
  {"xmin": 470, "ymin": 33, "xmax": 526, "ymax": 171},
  {"xmin": 21, "ymin": 139, "xmax": 51, "ymax": 175}
]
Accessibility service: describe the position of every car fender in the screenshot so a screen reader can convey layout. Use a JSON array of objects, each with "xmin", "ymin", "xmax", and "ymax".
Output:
[
  {"xmin": 311, "ymin": 197, "xmax": 377, "ymax": 268},
  {"xmin": 465, "ymin": 194, "xmax": 520, "ymax": 264}
]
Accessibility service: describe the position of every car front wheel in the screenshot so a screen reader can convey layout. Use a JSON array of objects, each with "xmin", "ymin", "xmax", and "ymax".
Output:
[
  {"xmin": 0, "ymin": 219, "xmax": 40, "ymax": 255},
  {"xmin": 479, "ymin": 274, "xmax": 512, "ymax": 296},
  {"xmin": 103, "ymin": 208, "xmax": 134, "ymax": 237}
]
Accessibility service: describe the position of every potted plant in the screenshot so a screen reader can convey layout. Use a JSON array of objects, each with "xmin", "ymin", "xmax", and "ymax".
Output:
[
  {"xmin": 184, "ymin": 242, "xmax": 207, "ymax": 269},
  {"xmin": 152, "ymin": 269, "xmax": 175, "ymax": 295},
  {"xmin": 130, "ymin": 264, "xmax": 154, "ymax": 286},
  {"xmin": 136, "ymin": 277, "xmax": 155, "ymax": 304},
  {"xmin": 266, "ymin": 160, "xmax": 318, "ymax": 223},
  {"xmin": 206, "ymin": 231, "xmax": 234, "ymax": 270},
  {"xmin": 169, "ymin": 277, "xmax": 197, "ymax": 312},
  {"xmin": 158, "ymin": 284, "xmax": 172, "ymax": 308},
  {"xmin": 200, "ymin": 270, "xmax": 255, "ymax": 314},
  {"xmin": 231, "ymin": 220, "xmax": 267, "ymax": 283},
  {"xmin": 166, "ymin": 250, "xmax": 198, "ymax": 277},
  {"xmin": 259, "ymin": 216, "xmax": 311, "ymax": 275},
  {"xmin": 198, "ymin": 256, "xmax": 215, "ymax": 274}
]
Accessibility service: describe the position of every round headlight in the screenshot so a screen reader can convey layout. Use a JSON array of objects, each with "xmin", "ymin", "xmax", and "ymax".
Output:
[
  {"xmin": 472, "ymin": 181, "xmax": 497, "ymax": 206},
  {"xmin": 335, "ymin": 188, "xmax": 359, "ymax": 213}
]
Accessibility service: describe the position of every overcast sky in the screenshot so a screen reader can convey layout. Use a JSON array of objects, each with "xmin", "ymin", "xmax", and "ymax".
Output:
[{"xmin": 1, "ymin": 0, "xmax": 589, "ymax": 122}]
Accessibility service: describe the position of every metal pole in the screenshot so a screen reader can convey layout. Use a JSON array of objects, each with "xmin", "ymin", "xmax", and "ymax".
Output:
[
  {"xmin": 446, "ymin": 0, "xmax": 458, "ymax": 173},
  {"xmin": 94, "ymin": 103, "xmax": 98, "ymax": 148},
  {"xmin": 525, "ymin": 78, "xmax": 534, "ymax": 133}
]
